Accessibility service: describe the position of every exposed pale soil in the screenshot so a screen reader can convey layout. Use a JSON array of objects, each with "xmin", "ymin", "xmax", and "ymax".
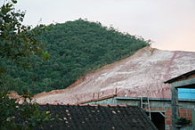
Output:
[{"xmin": 33, "ymin": 47, "xmax": 195, "ymax": 104}]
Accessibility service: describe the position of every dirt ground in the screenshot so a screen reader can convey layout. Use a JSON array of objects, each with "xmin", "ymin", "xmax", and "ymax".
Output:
[{"xmin": 33, "ymin": 47, "xmax": 195, "ymax": 104}]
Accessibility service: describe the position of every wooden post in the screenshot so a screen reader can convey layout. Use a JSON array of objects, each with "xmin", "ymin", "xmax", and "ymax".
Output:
[{"xmin": 171, "ymin": 86, "xmax": 179, "ymax": 130}]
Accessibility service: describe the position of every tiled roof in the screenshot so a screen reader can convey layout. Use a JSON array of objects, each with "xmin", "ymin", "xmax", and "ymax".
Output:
[{"xmin": 37, "ymin": 105, "xmax": 157, "ymax": 130}]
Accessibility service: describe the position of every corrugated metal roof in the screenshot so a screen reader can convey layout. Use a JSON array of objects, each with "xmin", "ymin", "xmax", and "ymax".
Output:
[{"xmin": 34, "ymin": 105, "xmax": 157, "ymax": 130}]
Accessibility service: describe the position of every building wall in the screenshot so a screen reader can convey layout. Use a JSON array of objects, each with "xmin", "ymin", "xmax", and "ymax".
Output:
[
  {"xmin": 88, "ymin": 97, "xmax": 195, "ymax": 130},
  {"xmin": 164, "ymin": 108, "xmax": 193, "ymax": 130}
]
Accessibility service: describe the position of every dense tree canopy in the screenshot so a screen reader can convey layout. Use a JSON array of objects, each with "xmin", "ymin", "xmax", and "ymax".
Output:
[
  {"xmin": 0, "ymin": 1, "xmax": 51, "ymax": 129},
  {"xmin": 0, "ymin": 0, "xmax": 45, "ymax": 93},
  {"xmin": 0, "ymin": 0, "xmax": 43, "ymax": 60},
  {"xmin": 1, "ymin": 17, "xmax": 150, "ymax": 94}
]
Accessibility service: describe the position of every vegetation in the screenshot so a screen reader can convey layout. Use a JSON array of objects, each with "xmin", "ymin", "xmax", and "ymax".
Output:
[
  {"xmin": 176, "ymin": 117, "xmax": 191, "ymax": 126},
  {"xmin": 0, "ymin": 92, "xmax": 51, "ymax": 130},
  {"xmin": 0, "ymin": 0, "xmax": 46, "ymax": 93},
  {"xmin": 1, "ymin": 18, "xmax": 150, "ymax": 94},
  {"xmin": 0, "ymin": 1, "xmax": 51, "ymax": 129},
  {"xmin": 0, "ymin": 0, "xmax": 44, "ymax": 62},
  {"xmin": 0, "ymin": 0, "xmax": 149, "ymax": 129}
]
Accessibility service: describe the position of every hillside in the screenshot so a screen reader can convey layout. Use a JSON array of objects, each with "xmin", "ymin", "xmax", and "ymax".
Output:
[
  {"xmin": 1, "ymin": 19, "xmax": 149, "ymax": 94},
  {"xmin": 34, "ymin": 47, "xmax": 195, "ymax": 104}
]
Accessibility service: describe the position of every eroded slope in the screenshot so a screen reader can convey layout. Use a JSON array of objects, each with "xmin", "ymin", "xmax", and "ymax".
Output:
[{"xmin": 34, "ymin": 47, "xmax": 195, "ymax": 104}]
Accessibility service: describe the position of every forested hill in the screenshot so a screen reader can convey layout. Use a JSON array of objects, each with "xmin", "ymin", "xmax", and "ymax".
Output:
[{"xmin": 2, "ymin": 19, "xmax": 149, "ymax": 94}]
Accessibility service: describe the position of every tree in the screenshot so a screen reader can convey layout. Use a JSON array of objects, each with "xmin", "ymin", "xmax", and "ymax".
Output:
[
  {"xmin": 0, "ymin": 0, "xmax": 49, "ymax": 92},
  {"xmin": 0, "ymin": 0, "xmax": 42, "ymax": 60},
  {"xmin": 0, "ymin": 1, "xmax": 51, "ymax": 129}
]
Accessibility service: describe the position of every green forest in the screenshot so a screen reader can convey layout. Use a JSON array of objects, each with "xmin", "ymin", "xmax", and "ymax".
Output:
[
  {"xmin": 0, "ymin": 1, "xmax": 150, "ymax": 129},
  {"xmin": 1, "ymin": 19, "xmax": 150, "ymax": 94}
]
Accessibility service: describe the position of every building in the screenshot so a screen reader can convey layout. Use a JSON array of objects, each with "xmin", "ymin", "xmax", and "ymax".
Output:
[
  {"xmin": 33, "ymin": 48, "xmax": 195, "ymax": 129},
  {"xmin": 165, "ymin": 70, "xmax": 195, "ymax": 130},
  {"xmin": 15, "ymin": 105, "xmax": 157, "ymax": 130},
  {"xmin": 87, "ymin": 70, "xmax": 195, "ymax": 130}
]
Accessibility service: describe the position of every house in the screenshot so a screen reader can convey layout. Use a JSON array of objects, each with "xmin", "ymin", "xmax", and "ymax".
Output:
[
  {"xmin": 87, "ymin": 69, "xmax": 195, "ymax": 130},
  {"xmin": 29, "ymin": 105, "xmax": 157, "ymax": 130},
  {"xmin": 33, "ymin": 48, "xmax": 195, "ymax": 130},
  {"xmin": 165, "ymin": 70, "xmax": 195, "ymax": 130}
]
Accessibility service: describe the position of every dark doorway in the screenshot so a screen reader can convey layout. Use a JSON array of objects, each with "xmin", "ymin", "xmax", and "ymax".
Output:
[{"xmin": 146, "ymin": 112, "xmax": 165, "ymax": 130}]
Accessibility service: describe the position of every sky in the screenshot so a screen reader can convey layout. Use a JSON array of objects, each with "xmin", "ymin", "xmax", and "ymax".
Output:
[{"xmin": 3, "ymin": 0, "xmax": 195, "ymax": 51}]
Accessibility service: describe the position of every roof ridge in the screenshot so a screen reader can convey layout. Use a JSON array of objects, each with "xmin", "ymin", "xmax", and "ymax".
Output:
[{"xmin": 40, "ymin": 103, "xmax": 138, "ymax": 108}]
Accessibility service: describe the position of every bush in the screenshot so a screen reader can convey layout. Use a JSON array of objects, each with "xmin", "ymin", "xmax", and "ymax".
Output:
[{"xmin": 0, "ymin": 91, "xmax": 51, "ymax": 130}]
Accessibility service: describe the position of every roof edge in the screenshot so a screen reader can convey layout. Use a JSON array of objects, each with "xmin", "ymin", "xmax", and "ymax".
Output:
[{"xmin": 164, "ymin": 70, "xmax": 195, "ymax": 83}]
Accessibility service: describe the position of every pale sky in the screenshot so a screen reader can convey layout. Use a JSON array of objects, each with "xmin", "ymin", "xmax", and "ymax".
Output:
[{"xmin": 3, "ymin": 0, "xmax": 195, "ymax": 51}]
